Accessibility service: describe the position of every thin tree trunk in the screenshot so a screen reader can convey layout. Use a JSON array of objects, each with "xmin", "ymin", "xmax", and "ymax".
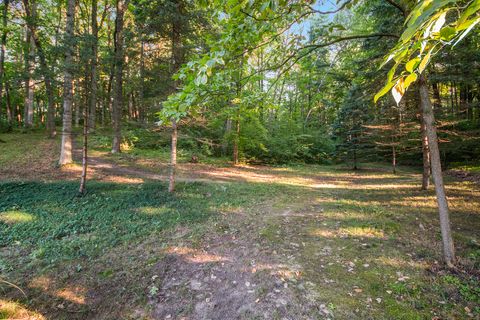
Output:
[
  {"xmin": 419, "ymin": 74, "xmax": 455, "ymax": 267},
  {"xmin": 420, "ymin": 110, "xmax": 430, "ymax": 190},
  {"xmin": 168, "ymin": 0, "xmax": 185, "ymax": 192},
  {"xmin": 24, "ymin": 27, "xmax": 34, "ymax": 128},
  {"xmin": 139, "ymin": 39, "xmax": 145, "ymax": 123},
  {"xmin": 0, "ymin": 0, "xmax": 8, "ymax": 121},
  {"xmin": 59, "ymin": 0, "xmax": 76, "ymax": 165},
  {"xmin": 88, "ymin": 0, "xmax": 98, "ymax": 132},
  {"xmin": 6, "ymin": 83, "xmax": 12, "ymax": 125},
  {"xmin": 79, "ymin": 95, "xmax": 88, "ymax": 194},
  {"xmin": 111, "ymin": 0, "xmax": 128, "ymax": 153},
  {"xmin": 168, "ymin": 119, "xmax": 177, "ymax": 193},
  {"xmin": 233, "ymin": 118, "xmax": 240, "ymax": 165}
]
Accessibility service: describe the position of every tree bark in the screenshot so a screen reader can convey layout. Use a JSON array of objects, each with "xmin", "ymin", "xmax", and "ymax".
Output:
[
  {"xmin": 0, "ymin": 0, "xmax": 8, "ymax": 121},
  {"xmin": 233, "ymin": 118, "xmax": 240, "ymax": 165},
  {"xmin": 24, "ymin": 26, "xmax": 35, "ymax": 128},
  {"xmin": 79, "ymin": 93, "xmax": 88, "ymax": 194},
  {"xmin": 111, "ymin": 0, "xmax": 128, "ymax": 153},
  {"xmin": 59, "ymin": 0, "xmax": 76, "ymax": 165},
  {"xmin": 420, "ymin": 110, "xmax": 431, "ymax": 190},
  {"xmin": 168, "ymin": 0, "xmax": 185, "ymax": 192},
  {"xmin": 419, "ymin": 74, "xmax": 455, "ymax": 267},
  {"xmin": 139, "ymin": 39, "xmax": 145, "ymax": 123},
  {"xmin": 23, "ymin": 0, "xmax": 56, "ymax": 137},
  {"xmin": 168, "ymin": 118, "xmax": 177, "ymax": 193},
  {"xmin": 88, "ymin": 0, "xmax": 98, "ymax": 132}
]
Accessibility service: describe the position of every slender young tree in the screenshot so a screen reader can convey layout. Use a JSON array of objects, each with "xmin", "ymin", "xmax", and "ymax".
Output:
[
  {"xmin": 168, "ymin": 0, "xmax": 185, "ymax": 192},
  {"xmin": 59, "ymin": 0, "xmax": 76, "ymax": 165},
  {"xmin": 419, "ymin": 74, "xmax": 455, "ymax": 267}
]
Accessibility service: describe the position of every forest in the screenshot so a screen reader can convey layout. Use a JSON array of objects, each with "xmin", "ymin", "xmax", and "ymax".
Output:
[{"xmin": 0, "ymin": 0, "xmax": 480, "ymax": 319}]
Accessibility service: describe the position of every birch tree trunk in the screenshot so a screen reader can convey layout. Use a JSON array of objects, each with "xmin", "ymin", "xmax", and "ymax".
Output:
[
  {"xmin": 59, "ymin": 0, "xmax": 76, "ymax": 165},
  {"xmin": 419, "ymin": 74, "xmax": 455, "ymax": 267}
]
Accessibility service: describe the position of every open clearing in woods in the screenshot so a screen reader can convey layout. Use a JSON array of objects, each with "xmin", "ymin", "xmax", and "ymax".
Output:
[{"xmin": 1, "ymin": 133, "xmax": 480, "ymax": 319}]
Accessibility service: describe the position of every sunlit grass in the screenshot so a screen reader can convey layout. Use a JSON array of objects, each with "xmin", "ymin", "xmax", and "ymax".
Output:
[{"xmin": 0, "ymin": 210, "xmax": 35, "ymax": 224}]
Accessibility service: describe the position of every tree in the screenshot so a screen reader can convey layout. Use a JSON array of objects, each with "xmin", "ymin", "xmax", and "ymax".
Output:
[
  {"xmin": 59, "ymin": 0, "xmax": 76, "ymax": 165},
  {"xmin": 111, "ymin": 0, "xmax": 129, "ymax": 153}
]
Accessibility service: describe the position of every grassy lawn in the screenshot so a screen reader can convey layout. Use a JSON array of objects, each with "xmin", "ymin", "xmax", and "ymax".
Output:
[{"xmin": 1, "ymin": 132, "xmax": 480, "ymax": 319}]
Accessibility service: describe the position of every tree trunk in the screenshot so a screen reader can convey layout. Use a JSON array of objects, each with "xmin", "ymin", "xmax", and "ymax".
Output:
[
  {"xmin": 139, "ymin": 40, "xmax": 145, "ymax": 123},
  {"xmin": 168, "ymin": 119, "xmax": 177, "ymax": 193},
  {"xmin": 419, "ymin": 74, "xmax": 455, "ymax": 267},
  {"xmin": 167, "ymin": 0, "xmax": 185, "ymax": 192},
  {"xmin": 420, "ymin": 110, "xmax": 430, "ymax": 190},
  {"xmin": 111, "ymin": 0, "xmax": 128, "ymax": 153},
  {"xmin": 79, "ymin": 93, "xmax": 88, "ymax": 194},
  {"xmin": 59, "ymin": 0, "xmax": 76, "ymax": 165},
  {"xmin": 24, "ymin": 27, "xmax": 35, "ymax": 128},
  {"xmin": 6, "ymin": 83, "xmax": 12, "ymax": 125},
  {"xmin": 23, "ymin": 0, "xmax": 56, "ymax": 137},
  {"xmin": 88, "ymin": 0, "xmax": 98, "ymax": 132},
  {"xmin": 0, "ymin": 0, "xmax": 8, "ymax": 121},
  {"xmin": 233, "ymin": 117, "xmax": 240, "ymax": 165}
]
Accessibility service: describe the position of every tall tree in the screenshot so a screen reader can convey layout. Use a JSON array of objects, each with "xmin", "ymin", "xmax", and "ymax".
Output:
[
  {"xmin": 111, "ymin": 0, "xmax": 128, "ymax": 153},
  {"xmin": 23, "ymin": 0, "xmax": 57, "ymax": 137},
  {"xmin": 59, "ymin": 0, "xmax": 76, "ymax": 165},
  {"xmin": 88, "ymin": 0, "xmax": 98, "ymax": 132},
  {"xmin": 0, "ymin": 0, "xmax": 8, "ymax": 121}
]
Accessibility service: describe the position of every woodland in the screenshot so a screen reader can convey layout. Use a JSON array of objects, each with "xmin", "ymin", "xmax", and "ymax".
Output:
[{"xmin": 0, "ymin": 0, "xmax": 480, "ymax": 319}]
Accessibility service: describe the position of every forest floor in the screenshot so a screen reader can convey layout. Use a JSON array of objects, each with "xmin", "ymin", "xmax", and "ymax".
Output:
[{"xmin": 1, "ymin": 132, "xmax": 480, "ymax": 320}]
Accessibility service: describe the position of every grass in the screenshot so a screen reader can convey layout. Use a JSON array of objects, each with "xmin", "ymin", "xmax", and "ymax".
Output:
[{"xmin": 1, "ymin": 131, "xmax": 480, "ymax": 319}]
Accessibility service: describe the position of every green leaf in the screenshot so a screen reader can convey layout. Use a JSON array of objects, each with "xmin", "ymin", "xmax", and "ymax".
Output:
[
  {"xmin": 418, "ymin": 50, "xmax": 432, "ymax": 74},
  {"xmin": 374, "ymin": 80, "xmax": 396, "ymax": 103},
  {"xmin": 404, "ymin": 72, "xmax": 418, "ymax": 89},
  {"xmin": 405, "ymin": 57, "xmax": 420, "ymax": 73},
  {"xmin": 439, "ymin": 26, "xmax": 456, "ymax": 41}
]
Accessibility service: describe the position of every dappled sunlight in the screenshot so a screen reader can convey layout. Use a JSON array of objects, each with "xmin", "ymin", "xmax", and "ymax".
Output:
[
  {"xmin": 55, "ymin": 287, "xmax": 87, "ymax": 305},
  {"xmin": 309, "ymin": 226, "xmax": 385, "ymax": 239},
  {"xmin": 376, "ymin": 256, "xmax": 429, "ymax": 270},
  {"xmin": 135, "ymin": 206, "xmax": 170, "ymax": 216},
  {"xmin": 340, "ymin": 227, "xmax": 385, "ymax": 239},
  {"xmin": 0, "ymin": 299, "xmax": 45, "ymax": 320},
  {"xmin": 165, "ymin": 246, "xmax": 230, "ymax": 263},
  {"xmin": 0, "ymin": 210, "xmax": 35, "ymax": 224},
  {"xmin": 101, "ymin": 175, "xmax": 144, "ymax": 184}
]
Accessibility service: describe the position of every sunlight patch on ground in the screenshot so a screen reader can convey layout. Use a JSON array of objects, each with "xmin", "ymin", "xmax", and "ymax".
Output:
[
  {"xmin": 340, "ymin": 226, "xmax": 385, "ymax": 238},
  {"xmin": 136, "ymin": 206, "xmax": 170, "ymax": 216},
  {"xmin": 0, "ymin": 299, "xmax": 45, "ymax": 320},
  {"xmin": 56, "ymin": 287, "xmax": 87, "ymax": 305},
  {"xmin": 0, "ymin": 210, "xmax": 35, "ymax": 224},
  {"xmin": 166, "ymin": 246, "xmax": 230, "ymax": 263},
  {"xmin": 309, "ymin": 226, "xmax": 385, "ymax": 239},
  {"xmin": 376, "ymin": 256, "xmax": 429, "ymax": 270},
  {"xmin": 101, "ymin": 175, "xmax": 144, "ymax": 184}
]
